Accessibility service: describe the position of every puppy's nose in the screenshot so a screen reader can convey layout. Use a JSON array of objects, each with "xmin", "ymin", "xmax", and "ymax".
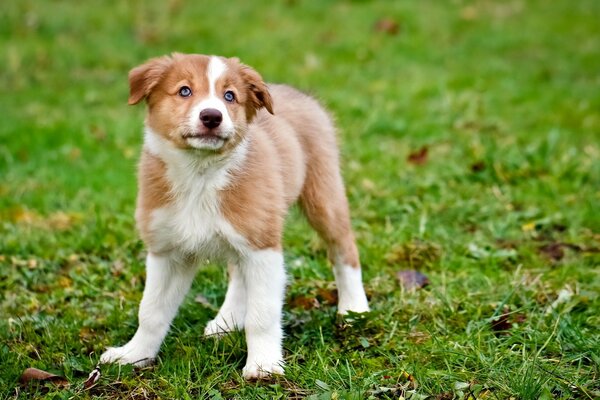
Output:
[{"xmin": 200, "ymin": 108, "xmax": 222, "ymax": 129}]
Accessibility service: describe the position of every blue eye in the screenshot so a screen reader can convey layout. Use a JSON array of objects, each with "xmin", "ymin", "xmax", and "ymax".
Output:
[
  {"xmin": 224, "ymin": 90, "xmax": 235, "ymax": 102},
  {"xmin": 178, "ymin": 86, "xmax": 192, "ymax": 97}
]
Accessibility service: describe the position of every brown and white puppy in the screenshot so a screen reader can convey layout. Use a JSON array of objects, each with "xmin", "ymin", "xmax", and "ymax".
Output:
[{"xmin": 100, "ymin": 53, "xmax": 369, "ymax": 379}]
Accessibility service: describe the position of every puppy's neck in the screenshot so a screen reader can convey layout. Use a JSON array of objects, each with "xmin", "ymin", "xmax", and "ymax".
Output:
[{"xmin": 143, "ymin": 127, "xmax": 248, "ymax": 191}]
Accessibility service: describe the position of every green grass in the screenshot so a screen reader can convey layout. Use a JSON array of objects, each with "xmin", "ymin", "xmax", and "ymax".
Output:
[{"xmin": 1, "ymin": 0, "xmax": 599, "ymax": 398}]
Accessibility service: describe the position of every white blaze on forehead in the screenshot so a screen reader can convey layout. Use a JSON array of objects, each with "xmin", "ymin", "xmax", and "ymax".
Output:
[
  {"xmin": 186, "ymin": 56, "xmax": 234, "ymax": 147},
  {"xmin": 207, "ymin": 56, "xmax": 227, "ymax": 95}
]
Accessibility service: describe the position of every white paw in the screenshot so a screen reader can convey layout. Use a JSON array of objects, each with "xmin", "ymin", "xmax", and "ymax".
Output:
[
  {"xmin": 242, "ymin": 359, "xmax": 285, "ymax": 380},
  {"xmin": 338, "ymin": 297, "xmax": 370, "ymax": 315},
  {"xmin": 204, "ymin": 316, "xmax": 241, "ymax": 337},
  {"xmin": 100, "ymin": 344, "xmax": 155, "ymax": 367}
]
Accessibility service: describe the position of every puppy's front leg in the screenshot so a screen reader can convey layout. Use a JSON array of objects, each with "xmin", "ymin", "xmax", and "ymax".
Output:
[
  {"xmin": 241, "ymin": 249, "xmax": 286, "ymax": 379},
  {"xmin": 100, "ymin": 252, "xmax": 197, "ymax": 366}
]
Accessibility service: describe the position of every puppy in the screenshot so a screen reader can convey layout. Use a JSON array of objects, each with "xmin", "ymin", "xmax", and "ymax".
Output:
[{"xmin": 100, "ymin": 53, "xmax": 369, "ymax": 379}]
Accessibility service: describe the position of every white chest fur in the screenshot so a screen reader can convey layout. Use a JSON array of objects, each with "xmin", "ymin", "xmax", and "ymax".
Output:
[{"xmin": 144, "ymin": 129, "xmax": 249, "ymax": 259}]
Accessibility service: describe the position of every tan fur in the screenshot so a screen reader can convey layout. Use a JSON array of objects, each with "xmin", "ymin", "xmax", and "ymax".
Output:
[
  {"xmin": 133, "ymin": 53, "xmax": 361, "ymax": 268},
  {"xmin": 135, "ymin": 150, "xmax": 172, "ymax": 245}
]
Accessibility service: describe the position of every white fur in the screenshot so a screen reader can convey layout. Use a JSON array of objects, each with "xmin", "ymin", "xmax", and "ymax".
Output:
[
  {"xmin": 100, "ymin": 253, "xmax": 198, "ymax": 366},
  {"xmin": 144, "ymin": 128, "xmax": 249, "ymax": 257},
  {"xmin": 185, "ymin": 57, "xmax": 234, "ymax": 150},
  {"xmin": 240, "ymin": 249, "xmax": 286, "ymax": 379},
  {"xmin": 334, "ymin": 263, "xmax": 370, "ymax": 314}
]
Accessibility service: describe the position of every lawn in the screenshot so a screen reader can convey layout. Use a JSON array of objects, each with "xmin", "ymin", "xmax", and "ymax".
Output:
[{"xmin": 1, "ymin": 0, "xmax": 599, "ymax": 398}]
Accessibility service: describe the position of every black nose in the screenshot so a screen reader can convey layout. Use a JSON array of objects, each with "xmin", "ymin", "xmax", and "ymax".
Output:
[{"xmin": 200, "ymin": 108, "xmax": 222, "ymax": 129}]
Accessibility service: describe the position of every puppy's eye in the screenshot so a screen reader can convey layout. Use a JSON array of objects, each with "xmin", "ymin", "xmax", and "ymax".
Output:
[
  {"xmin": 178, "ymin": 86, "xmax": 192, "ymax": 97},
  {"xmin": 224, "ymin": 90, "xmax": 235, "ymax": 103}
]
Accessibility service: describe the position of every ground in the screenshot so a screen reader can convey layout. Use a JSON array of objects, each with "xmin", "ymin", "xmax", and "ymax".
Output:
[{"xmin": 1, "ymin": 0, "xmax": 599, "ymax": 399}]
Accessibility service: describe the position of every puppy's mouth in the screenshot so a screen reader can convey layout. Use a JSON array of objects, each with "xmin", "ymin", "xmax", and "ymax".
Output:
[
  {"xmin": 182, "ymin": 132, "xmax": 227, "ymax": 140},
  {"xmin": 182, "ymin": 131, "xmax": 230, "ymax": 150}
]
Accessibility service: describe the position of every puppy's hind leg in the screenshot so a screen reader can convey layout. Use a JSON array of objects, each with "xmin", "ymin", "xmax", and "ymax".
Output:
[
  {"xmin": 299, "ymin": 161, "xmax": 369, "ymax": 315},
  {"xmin": 100, "ymin": 252, "xmax": 197, "ymax": 366},
  {"xmin": 204, "ymin": 263, "xmax": 247, "ymax": 336}
]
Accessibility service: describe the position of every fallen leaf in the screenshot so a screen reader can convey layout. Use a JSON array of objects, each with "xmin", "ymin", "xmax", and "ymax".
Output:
[
  {"xmin": 374, "ymin": 18, "xmax": 400, "ymax": 35},
  {"xmin": 19, "ymin": 368, "xmax": 68, "ymax": 388},
  {"xmin": 490, "ymin": 307, "xmax": 511, "ymax": 334},
  {"xmin": 407, "ymin": 146, "xmax": 428, "ymax": 165},
  {"xmin": 289, "ymin": 294, "xmax": 320, "ymax": 310},
  {"xmin": 83, "ymin": 366, "xmax": 101, "ymax": 389},
  {"xmin": 470, "ymin": 160, "xmax": 486, "ymax": 172},
  {"xmin": 315, "ymin": 288, "xmax": 338, "ymax": 306},
  {"xmin": 396, "ymin": 270, "xmax": 430, "ymax": 290},
  {"xmin": 79, "ymin": 327, "xmax": 94, "ymax": 341},
  {"xmin": 490, "ymin": 306, "xmax": 527, "ymax": 335},
  {"xmin": 538, "ymin": 242, "xmax": 564, "ymax": 261}
]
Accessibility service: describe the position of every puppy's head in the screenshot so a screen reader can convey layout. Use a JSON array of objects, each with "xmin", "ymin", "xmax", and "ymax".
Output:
[{"xmin": 129, "ymin": 53, "xmax": 273, "ymax": 152}]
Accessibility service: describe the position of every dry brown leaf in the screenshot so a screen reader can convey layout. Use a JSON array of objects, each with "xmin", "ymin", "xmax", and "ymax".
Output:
[
  {"xmin": 407, "ymin": 146, "xmax": 428, "ymax": 165},
  {"xmin": 538, "ymin": 242, "xmax": 564, "ymax": 261},
  {"xmin": 396, "ymin": 270, "xmax": 430, "ymax": 290},
  {"xmin": 315, "ymin": 288, "xmax": 338, "ymax": 306},
  {"xmin": 374, "ymin": 18, "xmax": 400, "ymax": 35},
  {"xmin": 538, "ymin": 242, "xmax": 584, "ymax": 261},
  {"xmin": 470, "ymin": 160, "xmax": 486, "ymax": 172},
  {"xmin": 83, "ymin": 366, "xmax": 101, "ymax": 389},
  {"xmin": 79, "ymin": 327, "xmax": 94, "ymax": 341},
  {"xmin": 19, "ymin": 368, "xmax": 68, "ymax": 388},
  {"xmin": 490, "ymin": 306, "xmax": 527, "ymax": 336},
  {"xmin": 289, "ymin": 294, "xmax": 320, "ymax": 310}
]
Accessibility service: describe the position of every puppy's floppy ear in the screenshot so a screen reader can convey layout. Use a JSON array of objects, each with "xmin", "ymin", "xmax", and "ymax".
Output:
[
  {"xmin": 128, "ymin": 55, "xmax": 174, "ymax": 105},
  {"xmin": 239, "ymin": 64, "xmax": 274, "ymax": 117}
]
